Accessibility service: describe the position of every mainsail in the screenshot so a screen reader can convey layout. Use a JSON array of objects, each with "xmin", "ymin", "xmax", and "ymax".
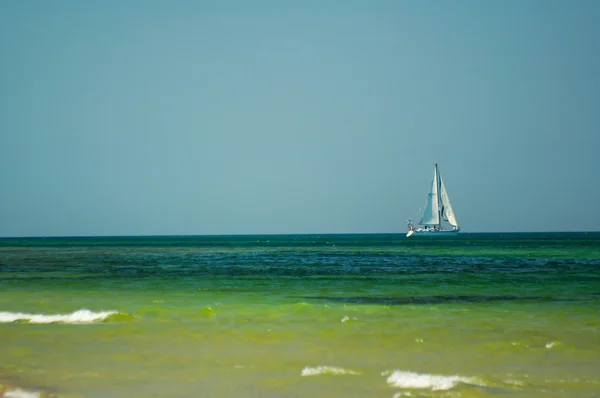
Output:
[
  {"xmin": 419, "ymin": 164, "xmax": 459, "ymax": 228},
  {"xmin": 419, "ymin": 165, "xmax": 440, "ymax": 225}
]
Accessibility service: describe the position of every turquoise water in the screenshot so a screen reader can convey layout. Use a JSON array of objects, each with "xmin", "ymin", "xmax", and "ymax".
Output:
[{"xmin": 1, "ymin": 233, "xmax": 599, "ymax": 397}]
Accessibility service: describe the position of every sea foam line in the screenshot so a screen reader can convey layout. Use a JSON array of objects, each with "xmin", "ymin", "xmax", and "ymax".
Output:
[
  {"xmin": 0, "ymin": 309, "xmax": 118, "ymax": 324},
  {"xmin": 3, "ymin": 388, "xmax": 42, "ymax": 398},
  {"xmin": 384, "ymin": 370, "xmax": 484, "ymax": 391},
  {"xmin": 301, "ymin": 366, "xmax": 361, "ymax": 376}
]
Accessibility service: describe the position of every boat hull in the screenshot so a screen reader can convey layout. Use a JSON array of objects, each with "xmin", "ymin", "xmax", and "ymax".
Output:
[{"xmin": 406, "ymin": 229, "xmax": 459, "ymax": 238}]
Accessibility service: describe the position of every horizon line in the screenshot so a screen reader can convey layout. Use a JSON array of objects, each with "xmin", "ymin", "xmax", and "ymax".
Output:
[{"xmin": 1, "ymin": 231, "xmax": 599, "ymax": 239}]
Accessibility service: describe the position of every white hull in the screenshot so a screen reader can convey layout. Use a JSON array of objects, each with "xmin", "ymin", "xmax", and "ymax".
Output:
[{"xmin": 406, "ymin": 229, "xmax": 459, "ymax": 238}]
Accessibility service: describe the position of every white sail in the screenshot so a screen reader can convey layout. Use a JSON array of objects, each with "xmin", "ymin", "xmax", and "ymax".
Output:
[
  {"xmin": 419, "ymin": 165, "xmax": 440, "ymax": 225},
  {"xmin": 407, "ymin": 164, "xmax": 460, "ymax": 237},
  {"xmin": 439, "ymin": 176, "xmax": 458, "ymax": 227}
]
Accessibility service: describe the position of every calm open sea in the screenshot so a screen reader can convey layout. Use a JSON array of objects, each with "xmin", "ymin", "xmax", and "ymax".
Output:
[{"xmin": 1, "ymin": 233, "xmax": 599, "ymax": 398}]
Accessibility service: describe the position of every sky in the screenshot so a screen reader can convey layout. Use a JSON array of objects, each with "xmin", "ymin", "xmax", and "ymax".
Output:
[{"xmin": 1, "ymin": 1, "xmax": 599, "ymax": 236}]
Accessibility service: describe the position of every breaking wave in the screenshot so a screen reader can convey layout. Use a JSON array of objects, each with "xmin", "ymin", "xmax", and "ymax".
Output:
[
  {"xmin": 3, "ymin": 388, "xmax": 42, "ymax": 398},
  {"xmin": 384, "ymin": 370, "xmax": 484, "ymax": 391},
  {"xmin": 301, "ymin": 366, "xmax": 361, "ymax": 376},
  {"xmin": 0, "ymin": 309, "xmax": 120, "ymax": 324}
]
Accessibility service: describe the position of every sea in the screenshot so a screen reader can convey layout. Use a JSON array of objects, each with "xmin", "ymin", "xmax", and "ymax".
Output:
[{"xmin": 0, "ymin": 233, "xmax": 599, "ymax": 398}]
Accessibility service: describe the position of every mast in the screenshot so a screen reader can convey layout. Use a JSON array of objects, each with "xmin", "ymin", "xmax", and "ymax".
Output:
[{"xmin": 436, "ymin": 164, "xmax": 442, "ymax": 229}]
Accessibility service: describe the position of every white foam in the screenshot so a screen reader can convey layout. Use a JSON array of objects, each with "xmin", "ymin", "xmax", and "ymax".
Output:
[
  {"xmin": 0, "ymin": 309, "xmax": 118, "ymax": 324},
  {"xmin": 3, "ymin": 388, "xmax": 41, "ymax": 398},
  {"xmin": 301, "ymin": 366, "xmax": 361, "ymax": 376},
  {"xmin": 545, "ymin": 341, "xmax": 558, "ymax": 349},
  {"xmin": 504, "ymin": 378, "xmax": 525, "ymax": 386},
  {"xmin": 341, "ymin": 316, "xmax": 358, "ymax": 323},
  {"xmin": 385, "ymin": 370, "xmax": 483, "ymax": 391}
]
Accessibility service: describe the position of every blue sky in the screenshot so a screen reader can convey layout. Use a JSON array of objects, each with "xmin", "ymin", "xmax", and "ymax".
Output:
[{"xmin": 1, "ymin": 1, "xmax": 599, "ymax": 236}]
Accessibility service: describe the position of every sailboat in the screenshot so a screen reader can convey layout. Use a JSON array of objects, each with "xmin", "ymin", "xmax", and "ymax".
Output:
[{"xmin": 406, "ymin": 164, "xmax": 460, "ymax": 237}]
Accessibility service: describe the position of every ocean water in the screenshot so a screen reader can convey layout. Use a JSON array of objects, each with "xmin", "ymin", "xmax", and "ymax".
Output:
[{"xmin": 0, "ymin": 233, "xmax": 599, "ymax": 398}]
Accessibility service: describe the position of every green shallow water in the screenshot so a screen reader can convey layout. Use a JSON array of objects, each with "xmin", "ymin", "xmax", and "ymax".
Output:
[{"xmin": 1, "ymin": 233, "xmax": 599, "ymax": 397}]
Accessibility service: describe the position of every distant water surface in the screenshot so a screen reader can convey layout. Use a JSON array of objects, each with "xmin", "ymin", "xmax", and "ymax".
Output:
[{"xmin": 1, "ymin": 233, "xmax": 599, "ymax": 397}]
